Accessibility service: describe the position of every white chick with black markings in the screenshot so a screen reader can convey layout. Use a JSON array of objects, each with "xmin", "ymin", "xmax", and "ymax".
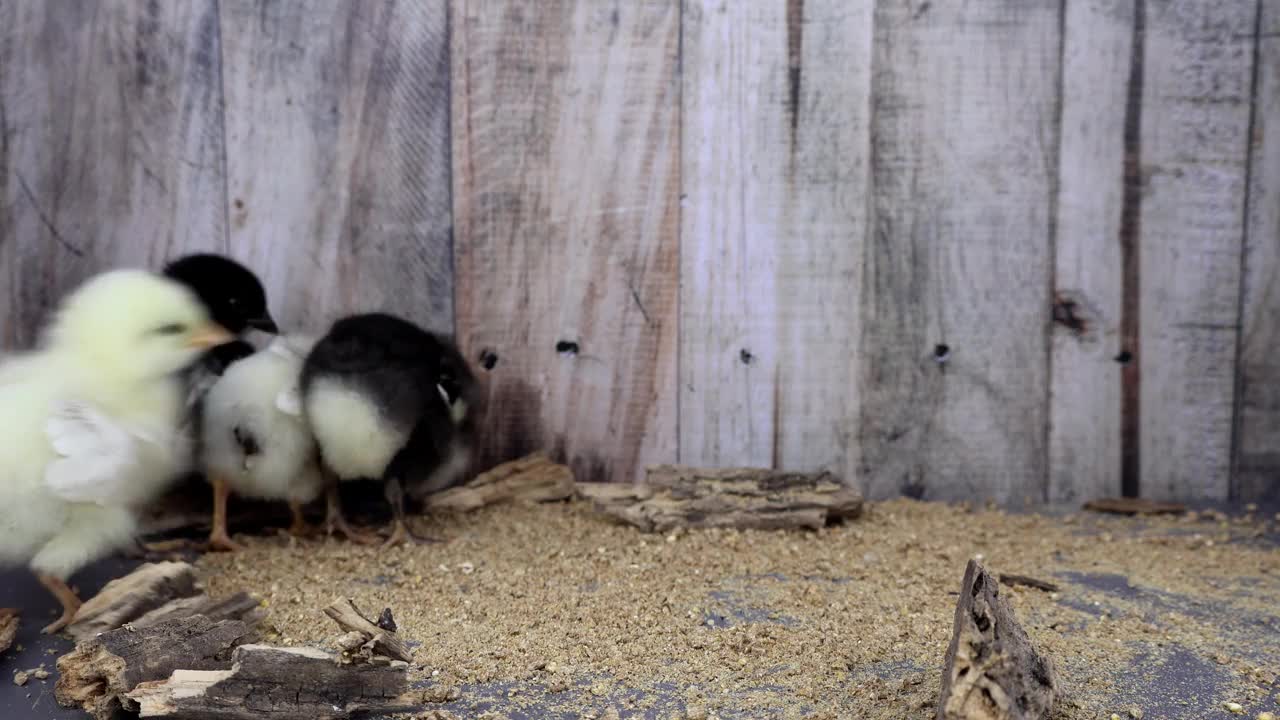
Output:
[
  {"xmin": 0, "ymin": 270, "xmax": 232, "ymax": 632},
  {"xmin": 300, "ymin": 312, "xmax": 478, "ymax": 549},
  {"xmin": 199, "ymin": 334, "xmax": 324, "ymax": 552}
]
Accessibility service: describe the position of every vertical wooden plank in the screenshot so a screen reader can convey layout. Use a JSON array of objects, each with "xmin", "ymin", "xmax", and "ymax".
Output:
[
  {"xmin": 679, "ymin": 1, "xmax": 874, "ymax": 483},
  {"xmin": 1237, "ymin": 0, "xmax": 1279, "ymax": 502},
  {"xmin": 859, "ymin": 1, "xmax": 1061, "ymax": 503},
  {"xmin": 1048, "ymin": 0, "xmax": 1134, "ymax": 504},
  {"xmin": 0, "ymin": 0, "xmax": 227, "ymax": 346},
  {"xmin": 452, "ymin": 0, "xmax": 680, "ymax": 482},
  {"xmin": 219, "ymin": 0, "xmax": 453, "ymax": 334},
  {"xmin": 1137, "ymin": 0, "xmax": 1255, "ymax": 500}
]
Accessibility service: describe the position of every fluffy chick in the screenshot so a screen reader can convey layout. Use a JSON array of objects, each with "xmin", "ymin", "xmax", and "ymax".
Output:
[
  {"xmin": 0, "ymin": 270, "xmax": 232, "ymax": 632},
  {"xmin": 199, "ymin": 335, "xmax": 324, "ymax": 552},
  {"xmin": 300, "ymin": 313, "xmax": 477, "ymax": 548},
  {"xmin": 162, "ymin": 254, "xmax": 277, "ymax": 473}
]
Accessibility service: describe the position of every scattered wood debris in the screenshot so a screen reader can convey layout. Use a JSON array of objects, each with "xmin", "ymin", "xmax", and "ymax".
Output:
[
  {"xmin": 578, "ymin": 465, "xmax": 863, "ymax": 532},
  {"xmin": 66, "ymin": 561, "xmax": 264, "ymax": 642},
  {"xmin": 420, "ymin": 452, "xmax": 575, "ymax": 512},
  {"xmin": 58, "ymin": 595, "xmax": 414, "ymax": 720},
  {"xmin": 57, "ymin": 615, "xmax": 261, "ymax": 720},
  {"xmin": 322, "ymin": 598, "xmax": 412, "ymax": 664},
  {"xmin": 938, "ymin": 559, "xmax": 1058, "ymax": 720},
  {"xmin": 999, "ymin": 573, "xmax": 1061, "ymax": 593},
  {"xmin": 1083, "ymin": 497, "xmax": 1187, "ymax": 516},
  {"xmin": 0, "ymin": 609, "xmax": 18, "ymax": 655}
]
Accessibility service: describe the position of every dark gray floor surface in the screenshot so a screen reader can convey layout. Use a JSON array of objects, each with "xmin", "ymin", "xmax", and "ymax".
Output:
[{"xmin": 3, "ymin": 501, "xmax": 1278, "ymax": 719}]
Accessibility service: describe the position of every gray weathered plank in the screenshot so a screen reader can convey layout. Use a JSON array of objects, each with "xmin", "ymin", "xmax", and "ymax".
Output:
[
  {"xmin": 219, "ymin": 0, "xmax": 453, "ymax": 335},
  {"xmin": 451, "ymin": 0, "xmax": 680, "ymax": 482},
  {"xmin": 679, "ymin": 1, "xmax": 874, "ymax": 484},
  {"xmin": 0, "ymin": 0, "xmax": 227, "ymax": 347},
  {"xmin": 857, "ymin": 1, "xmax": 1061, "ymax": 503},
  {"xmin": 1236, "ymin": 0, "xmax": 1279, "ymax": 502},
  {"xmin": 1048, "ymin": 0, "xmax": 1134, "ymax": 504},
  {"xmin": 1137, "ymin": 0, "xmax": 1255, "ymax": 500}
]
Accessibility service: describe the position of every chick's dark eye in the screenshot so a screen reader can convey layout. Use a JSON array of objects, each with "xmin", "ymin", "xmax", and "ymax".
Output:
[{"xmin": 155, "ymin": 323, "xmax": 188, "ymax": 336}]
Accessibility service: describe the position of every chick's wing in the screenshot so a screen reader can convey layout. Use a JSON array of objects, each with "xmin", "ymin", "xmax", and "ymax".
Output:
[{"xmin": 44, "ymin": 400, "xmax": 154, "ymax": 505}]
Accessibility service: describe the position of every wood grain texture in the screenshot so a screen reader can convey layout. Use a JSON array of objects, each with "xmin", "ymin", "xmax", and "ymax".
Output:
[
  {"xmin": 1236, "ymin": 0, "xmax": 1280, "ymax": 502},
  {"xmin": 679, "ymin": 0, "xmax": 874, "ymax": 484},
  {"xmin": 858, "ymin": 1, "xmax": 1061, "ymax": 503},
  {"xmin": 1137, "ymin": 0, "xmax": 1255, "ymax": 500},
  {"xmin": 452, "ymin": 0, "xmax": 680, "ymax": 483},
  {"xmin": 219, "ymin": 0, "xmax": 453, "ymax": 336},
  {"xmin": 0, "ymin": 0, "xmax": 227, "ymax": 347},
  {"xmin": 1048, "ymin": 0, "xmax": 1134, "ymax": 504}
]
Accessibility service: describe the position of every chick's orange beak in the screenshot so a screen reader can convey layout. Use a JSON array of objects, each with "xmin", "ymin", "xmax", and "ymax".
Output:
[{"xmin": 187, "ymin": 323, "xmax": 235, "ymax": 349}]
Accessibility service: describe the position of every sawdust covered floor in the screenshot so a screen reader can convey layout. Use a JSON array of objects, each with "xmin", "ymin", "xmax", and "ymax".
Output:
[{"xmin": 198, "ymin": 499, "xmax": 1280, "ymax": 720}]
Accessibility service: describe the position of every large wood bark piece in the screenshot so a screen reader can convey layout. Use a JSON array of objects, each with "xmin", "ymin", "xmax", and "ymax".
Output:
[
  {"xmin": 56, "ymin": 615, "xmax": 260, "ymax": 720},
  {"xmin": 937, "ymin": 560, "xmax": 1057, "ymax": 720},
  {"xmin": 58, "ymin": 596, "xmax": 413, "ymax": 720},
  {"xmin": 579, "ymin": 466, "xmax": 862, "ymax": 532},
  {"xmin": 126, "ymin": 644, "xmax": 410, "ymax": 719}
]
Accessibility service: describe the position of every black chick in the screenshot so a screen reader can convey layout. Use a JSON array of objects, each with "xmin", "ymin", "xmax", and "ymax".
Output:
[
  {"xmin": 163, "ymin": 253, "xmax": 277, "ymax": 335},
  {"xmin": 300, "ymin": 312, "xmax": 478, "ymax": 548},
  {"xmin": 162, "ymin": 253, "xmax": 278, "ymax": 472}
]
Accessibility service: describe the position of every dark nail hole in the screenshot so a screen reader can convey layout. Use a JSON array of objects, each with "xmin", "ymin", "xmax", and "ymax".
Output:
[
  {"xmin": 1114, "ymin": 350, "xmax": 1133, "ymax": 364},
  {"xmin": 933, "ymin": 344, "xmax": 951, "ymax": 362},
  {"xmin": 556, "ymin": 340, "xmax": 579, "ymax": 355},
  {"xmin": 739, "ymin": 348, "xmax": 754, "ymax": 365},
  {"xmin": 478, "ymin": 349, "xmax": 498, "ymax": 371},
  {"xmin": 233, "ymin": 198, "xmax": 245, "ymax": 210}
]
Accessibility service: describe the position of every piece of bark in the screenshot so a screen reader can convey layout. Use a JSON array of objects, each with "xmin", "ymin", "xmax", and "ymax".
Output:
[
  {"xmin": 422, "ymin": 452, "xmax": 576, "ymax": 511},
  {"xmin": 0, "ymin": 610, "xmax": 18, "ymax": 655},
  {"xmin": 56, "ymin": 615, "xmax": 259, "ymax": 720},
  {"xmin": 578, "ymin": 466, "xmax": 864, "ymax": 532},
  {"xmin": 67, "ymin": 562, "xmax": 199, "ymax": 641},
  {"xmin": 126, "ymin": 644, "xmax": 411, "ymax": 719},
  {"xmin": 1082, "ymin": 497, "xmax": 1187, "ymax": 516},
  {"xmin": 131, "ymin": 592, "xmax": 266, "ymax": 631},
  {"xmin": 938, "ymin": 559, "xmax": 1057, "ymax": 720},
  {"xmin": 322, "ymin": 598, "xmax": 412, "ymax": 663},
  {"xmin": 997, "ymin": 574, "xmax": 1060, "ymax": 593}
]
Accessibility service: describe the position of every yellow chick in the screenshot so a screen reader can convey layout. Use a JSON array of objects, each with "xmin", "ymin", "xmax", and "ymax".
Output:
[
  {"xmin": 0, "ymin": 269, "xmax": 232, "ymax": 633},
  {"xmin": 199, "ymin": 334, "xmax": 325, "ymax": 552}
]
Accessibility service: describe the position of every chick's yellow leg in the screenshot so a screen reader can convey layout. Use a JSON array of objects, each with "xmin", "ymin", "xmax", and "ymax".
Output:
[
  {"xmin": 325, "ymin": 484, "xmax": 379, "ymax": 545},
  {"xmin": 207, "ymin": 474, "xmax": 244, "ymax": 553},
  {"xmin": 36, "ymin": 574, "xmax": 80, "ymax": 635}
]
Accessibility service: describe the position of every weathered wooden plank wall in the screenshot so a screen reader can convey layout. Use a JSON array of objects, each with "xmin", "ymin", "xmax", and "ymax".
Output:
[
  {"xmin": 451, "ymin": 0, "xmax": 680, "ymax": 483},
  {"xmin": 220, "ymin": 0, "xmax": 453, "ymax": 334},
  {"xmin": 1, "ymin": 0, "xmax": 1275, "ymax": 502},
  {"xmin": 1237, "ymin": 0, "xmax": 1280, "ymax": 503},
  {"xmin": 1048, "ymin": 0, "xmax": 1132, "ymax": 505},
  {"xmin": 679, "ymin": 0, "xmax": 872, "ymax": 485},
  {"xmin": 0, "ymin": 0, "xmax": 227, "ymax": 346},
  {"xmin": 859, "ymin": 1, "xmax": 1061, "ymax": 504},
  {"xmin": 1137, "ymin": 0, "xmax": 1256, "ymax": 501}
]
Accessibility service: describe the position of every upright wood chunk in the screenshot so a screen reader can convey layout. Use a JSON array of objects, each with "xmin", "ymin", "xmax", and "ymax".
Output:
[
  {"xmin": 579, "ymin": 466, "xmax": 863, "ymax": 532},
  {"xmin": 938, "ymin": 560, "xmax": 1057, "ymax": 720}
]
